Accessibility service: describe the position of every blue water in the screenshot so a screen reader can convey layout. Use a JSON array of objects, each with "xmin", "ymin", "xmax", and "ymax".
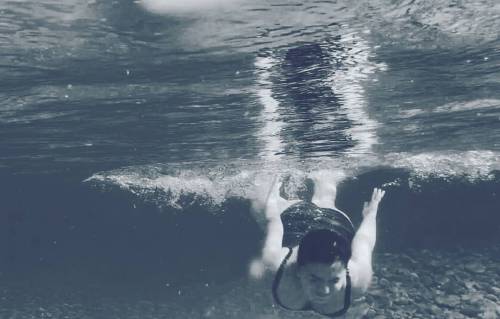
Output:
[{"xmin": 1, "ymin": 0, "xmax": 500, "ymax": 318}]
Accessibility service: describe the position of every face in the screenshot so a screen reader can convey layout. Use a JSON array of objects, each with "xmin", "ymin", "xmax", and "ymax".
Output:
[{"xmin": 297, "ymin": 261, "xmax": 346, "ymax": 304}]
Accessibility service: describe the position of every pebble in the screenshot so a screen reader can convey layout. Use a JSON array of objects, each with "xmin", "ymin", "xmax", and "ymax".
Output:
[
  {"xmin": 460, "ymin": 303, "xmax": 482, "ymax": 317},
  {"xmin": 436, "ymin": 295, "xmax": 461, "ymax": 308},
  {"xmin": 378, "ymin": 278, "xmax": 390, "ymax": 287},
  {"xmin": 429, "ymin": 304, "xmax": 441, "ymax": 315},
  {"xmin": 1, "ymin": 247, "xmax": 498, "ymax": 318},
  {"xmin": 400, "ymin": 254, "xmax": 417, "ymax": 265},
  {"xmin": 364, "ymin": 308, "xmax": 377, "ymax": 318},
  {"xmin": 408, "ymin": 271, "xmax": 419, "ymax": 280},
  {"xmin": 461, "ymin": 291, "xmax": 483, "ymax": 303},
  {"xmin": 464, "ymin": 261, "xmax": 486, "ymax": 273},
  {"xmin": 484, "ymin": 285, "xmax": 499, "ymax": 295},
  {"xmin": 420, "ymin": 274, "xmax": 435, "ymax": 287},
  {"xmin": 440, "ymin": 279, "xmax": 466, "ymax": 294}
]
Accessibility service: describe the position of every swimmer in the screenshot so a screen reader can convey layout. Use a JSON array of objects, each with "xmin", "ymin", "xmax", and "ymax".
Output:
[{"xmin": 250, "ymin": 173, "xmax": 385, "ymax": 318}]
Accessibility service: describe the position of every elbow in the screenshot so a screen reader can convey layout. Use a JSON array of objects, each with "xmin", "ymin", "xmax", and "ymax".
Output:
[
  {"xmin": 360, "ymin": 268, "xmax": 373, "ymax": 291},
  {"xmin": 262, "ymin": 247, "xmax": 284, "ymax": 270},
  {"xmin": 353, "ymin": 268, "xmax": 373, "ymax": 292},
  {"xmin": 348, "ymin": 259, "xmax": 373, "ymax": 292}
]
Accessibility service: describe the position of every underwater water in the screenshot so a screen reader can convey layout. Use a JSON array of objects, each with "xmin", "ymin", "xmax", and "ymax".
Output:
[{"xmin": 1, "ymin": 0, "xmax": 500, "ymax": 318}]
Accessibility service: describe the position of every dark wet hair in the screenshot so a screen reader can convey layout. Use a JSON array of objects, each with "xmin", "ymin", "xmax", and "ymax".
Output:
[{"xmin": 297, "ymin": 229, "xmax": 351, "ymax": 267}]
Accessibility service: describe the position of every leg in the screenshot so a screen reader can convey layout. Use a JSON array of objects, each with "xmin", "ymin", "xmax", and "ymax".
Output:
[
  {"xmin": 264, "ymin": 177, "xmax": 293, "ymax": 219},
  {"xmin": 309, "ymin": 170, "xmax": 341, "ymax": 209},
  {"xmin": 250, "ymin": 177, "xmax": 298, "ymax": 278}
]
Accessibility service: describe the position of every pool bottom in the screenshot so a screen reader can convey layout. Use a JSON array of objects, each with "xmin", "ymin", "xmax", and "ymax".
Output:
[{"xmin": 0, "ymin": 245, "xmax": 498, "ymax": 319}]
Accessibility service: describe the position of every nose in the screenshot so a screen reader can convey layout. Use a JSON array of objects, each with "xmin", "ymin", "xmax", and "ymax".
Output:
[{"xmin": 317, "ymin": 284, "xmax": 330, "ymax": 296}]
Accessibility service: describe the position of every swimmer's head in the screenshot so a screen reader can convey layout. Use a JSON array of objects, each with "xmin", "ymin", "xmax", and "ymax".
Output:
[
  {"xmin": 296, "ymin": 229, "xmax": 351, "ymax": 304},
  {"xmin": 297, "ymin": 229, "xmax": 351, "ymax": 267}
]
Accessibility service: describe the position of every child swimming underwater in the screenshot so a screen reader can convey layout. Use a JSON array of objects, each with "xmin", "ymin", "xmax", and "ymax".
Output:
[{"xmin": 250, "ymin": 173, "xmax": 385, "ymax": 317}]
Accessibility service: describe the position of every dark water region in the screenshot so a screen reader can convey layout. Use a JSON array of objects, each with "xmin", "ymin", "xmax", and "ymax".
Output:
[
  {"xmin": 336, "ymin": 168, "xmax": 500, "ymax": 250},
  {"xmin": 2, "ymin": 168, "xmax": 499, "ymax": 277},
  {"xmin": 0, "ymin": 172, "xmax": 259, "ymax": 285}
]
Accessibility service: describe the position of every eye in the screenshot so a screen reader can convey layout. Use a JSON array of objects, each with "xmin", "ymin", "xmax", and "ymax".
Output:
[
  {"xmin": 309, "ymin": 276, "xmax": 321, "ymax": 283},
  {"xmin": 329, "ymin": 277, "xmax": 339, "ymax": 284}
]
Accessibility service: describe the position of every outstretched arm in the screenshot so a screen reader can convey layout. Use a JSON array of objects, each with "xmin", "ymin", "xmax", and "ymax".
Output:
[
  {"xmin": 249, "ymin": 179, "xmax": 298, "ymax": 278},
  {"xmin": 348, "ymin": 188, "xmax": 385, "ymax": 291}
]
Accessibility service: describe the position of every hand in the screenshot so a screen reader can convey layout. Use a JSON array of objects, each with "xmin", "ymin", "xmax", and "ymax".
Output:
[
  {"xmin": 249, "ymin": 258, "xmax": 266, "ymax": 279},
  {"xmin": 362, "ymin": 188, "xmax": 385, "ymax": 218}
]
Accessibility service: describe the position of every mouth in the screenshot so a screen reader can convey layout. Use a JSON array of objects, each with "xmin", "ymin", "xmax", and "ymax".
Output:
[{"xmin": 312, "ymin": 295, "xmax": 331, "ymax": 303}]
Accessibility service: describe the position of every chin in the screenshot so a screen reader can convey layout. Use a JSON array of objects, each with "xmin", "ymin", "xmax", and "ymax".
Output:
[{"xmin": 311, "ymin": 296, "xmax": 331, "ymax": 304}]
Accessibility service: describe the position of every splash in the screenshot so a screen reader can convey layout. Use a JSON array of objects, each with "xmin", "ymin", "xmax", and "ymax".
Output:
[
  {"xmin": 385, "ymin": 150, "xmax": 500, "ymax": 181},
  {"xmin": 85, "ymin": 150, "xmax": 500, "ymax": 209},
  {"xmin": 84, "ymin": 162, "xmax": 352, "ymax": 211},
  {"xmin": 138, "ymin": 0, "xmax": 243, "ymax": 14},
  {"xmin": 86, "ymin": 165, "xmax": 257, "ymax": 208}
]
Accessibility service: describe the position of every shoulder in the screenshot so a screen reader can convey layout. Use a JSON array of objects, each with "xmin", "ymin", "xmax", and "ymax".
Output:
[{"xmin": 274, "ymin": 261, "xmax": 308, "ymax": 310}]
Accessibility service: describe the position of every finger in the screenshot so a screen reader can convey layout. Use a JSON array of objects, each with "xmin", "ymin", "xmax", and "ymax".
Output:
[{"xmin": 371, "ymin": 189, "xmax": 383, "ymax": 203}]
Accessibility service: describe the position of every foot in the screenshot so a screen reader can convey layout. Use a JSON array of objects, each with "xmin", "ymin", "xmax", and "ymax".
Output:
[
  {"xmin": 362, "ymin": 188, "xmax": 385, "ymax": 218},
  {"xmin": 265, "ymin": 176, "xmax": 300, "ymax": 219}
]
